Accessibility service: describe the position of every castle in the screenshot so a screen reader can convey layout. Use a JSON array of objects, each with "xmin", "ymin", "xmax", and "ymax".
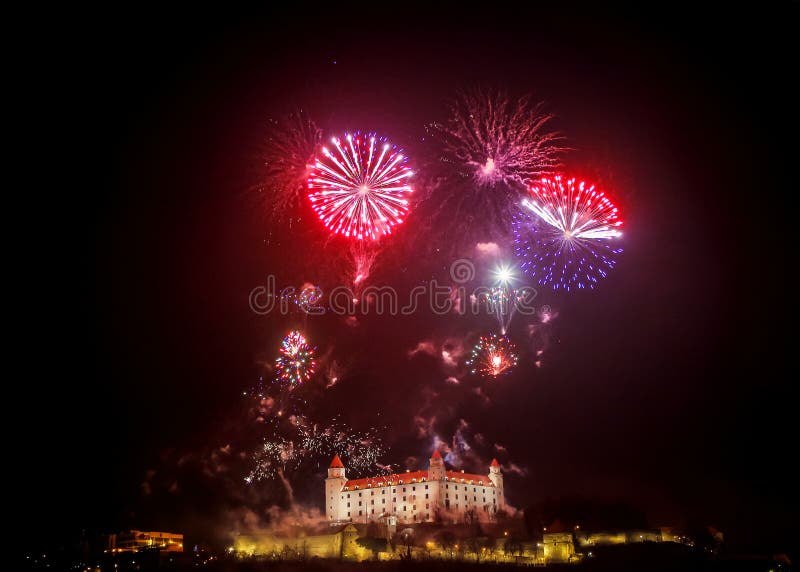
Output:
[{"xmin": 325, "ymin": 450, "xmax": 505, "ymax": 525}]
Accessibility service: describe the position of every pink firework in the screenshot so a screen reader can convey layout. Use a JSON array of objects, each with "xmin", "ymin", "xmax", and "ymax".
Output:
[
  {"xmin": 433, "ymin": 89, "xmax": 565, "ymax": 189},
  {"xmin": 307, "ymin": 132, "xmax": 414, "ymax": 240}
]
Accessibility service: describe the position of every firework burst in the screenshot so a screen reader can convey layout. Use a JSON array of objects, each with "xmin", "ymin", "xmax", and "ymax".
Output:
[
  {"xmin": 433, "ymin": 89, "xmax": 564, "ymax": 188},
  {"xmin": 246, "ymin": 414, "xmax": 387, "ymax": 483},
  {"xmin": 466, "ymin": 333, "xmax": 519, "ymax": 378},
  {"xmin": 307, "ymin": 132, "xmax": 414, "ymax": 240},
  {"xmin": 260, "ymin": 110, "xmax": 322, "ymax": 220},
  {"xmin": 513, "ymin": 175, "xmax": 623, "ymax": 291},
  {"xmin": 275, "ymin": 330, "xmax": 317, "ymax": 385},
  {"xmin": 421, "ymin": 89, "xmax": 566, "ymax": 250}
]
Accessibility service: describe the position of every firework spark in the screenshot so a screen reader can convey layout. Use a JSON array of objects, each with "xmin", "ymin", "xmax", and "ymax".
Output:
[
  {"xmin": 513, "ymin": 175, "xmax": 624, "ymax": 291},
  {"xmin": 247, "ymin": 414, "xmax": 387, "ymax": 483},
  {"xmin": 466, "ymin": 333, "xmax": 519, "ymax": 378},
  {"xmin": 307, "ymin": 132, "xmax": 414, "ymax": 240},
  {"xmin": 275, "ymin": 330, "xmax": 317, "ymax": 385}
]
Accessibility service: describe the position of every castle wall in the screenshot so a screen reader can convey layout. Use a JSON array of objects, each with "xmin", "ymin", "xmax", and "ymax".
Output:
[
  {"xmin": 234, "ymin": 524, "xmax": 368, "ymax": 560},
  {"xmin": 326, "ymin": 460, "xmax": 504, "ymax": 525}
]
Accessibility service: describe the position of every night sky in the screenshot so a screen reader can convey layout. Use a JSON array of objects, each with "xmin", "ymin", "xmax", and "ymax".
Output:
[{"xmin": 28, "ymin": 6, "xmax": 796, "ymax": 559}]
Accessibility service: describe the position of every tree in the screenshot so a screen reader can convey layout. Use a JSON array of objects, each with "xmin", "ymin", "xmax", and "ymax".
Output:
[
  {"xmin": 504, "ymin": 537, "xmax": 524, "ymax": 561},
  {"xmin": 399, "ymin": 528, "xmax": 415, "ymax": 560},
  {"xmin": 356, "ymin": 537, "xmax": 387, "ymax": 560},
  {"xmin": 436, "ymin": 530, "xmax": 457, "ymax": 559}
]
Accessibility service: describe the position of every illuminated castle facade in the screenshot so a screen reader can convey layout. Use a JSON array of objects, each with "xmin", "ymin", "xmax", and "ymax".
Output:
[{"xmin": 325, "ymin": 450, "xmax": 505, "ymax": 525}]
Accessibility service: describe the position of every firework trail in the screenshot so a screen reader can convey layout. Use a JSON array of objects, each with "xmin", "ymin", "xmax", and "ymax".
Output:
[
  {"xmin": 259, "ymin": 110, "xmax": 322, "ymax": 221},
  {"xmin": 513, "ymin": 175, "xmax": 623, "ymax": 291},
  {"xmin": 422, "ymin": 89, "xmax": 566, "ymax": 251},
  {"xmin": 466, "ymin": 333, "xmax": 519, "ymax": 378},
  {"xmin": 483, "ymin": 286, "xmax": 526, "ymax": 335}
]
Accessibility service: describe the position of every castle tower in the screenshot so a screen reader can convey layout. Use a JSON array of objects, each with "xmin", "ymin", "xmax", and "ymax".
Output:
[
  {"xmin": 325, "ymin": 455, "xmax": 346, "ymax": 522},
  {"xmin": 489, "ymin": 458, "xmax": 504, "ymax": 511},
  {"xmin": 427, "ymin": 449, "xmax": 445, "ymax": 480}
]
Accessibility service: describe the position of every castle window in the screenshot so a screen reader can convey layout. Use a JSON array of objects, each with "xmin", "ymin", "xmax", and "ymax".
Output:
[
  {"xmin": 359, "ymin": 510, "xmax": 362, "ymax": 516},
  {"xmin": 426, "ymin": 503, "xmax": 429, "ymax": 509},
  {"xmin": 347, "ymin": 502, "xmax": 350, "ymax": 507},
  {"xmin": 412, "ymin": 486, "xmax": 415, "ymax": 491},
  {"xmin": 403, "ymin": 506, "xmax": 407, "ymax": 511},
  {"xmin": 347, "ymin": 494, "xmax": 350, "ymax": 498},
  {"xmin": 359, "ymin": 492, "xmax": 362, "ymax": 497},
  {"xmin": 425, "ymin": 485, "xmax": 429, "ymax": 490},
  {"xmin": 403, "ymin": 487, "xmax": 406, "ymax": 492},
  {"xmin": 425, "ymin": 493, "xmax": 429, "ymax": 499},
  {"xmin": 382, "ymin": 490, "xmax": 386, "ymax": 495},
  {"xmin": 372, "ymin": 509, "xmax": 374, "ymax": 514},
  {"xmin": 347, "ymin": 512, "xmax": 350, "ymax": 517},
  {"xmin": 359, "ymin": 501, "xmax": 362, "ymax": 506},
  {"xmin": 473, "ymin": 487, "xmax": 476, "ymax": 492},
  {"xmin": 403, "ymin": 496, "xmax": 406, "ymax": 501},
  {"xmin": 474, "ymin": 496, "xmax": 477, "ymax": 501},
  {"xmin": 382, "ymin": 499, "xmax": 385, "ymax": 504},
  {"xmin": 371, "ymin": 491, "xmax": 374, "ymax": 496}
]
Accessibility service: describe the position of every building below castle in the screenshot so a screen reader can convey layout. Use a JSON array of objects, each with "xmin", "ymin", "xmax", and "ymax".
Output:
[
  {"xmin": 325, "ymin": 450, "xmax": 505, "ymax": 525},
  {"xmin": 106, "ymin": 530, "xmax": 183, "ymax": 553}
]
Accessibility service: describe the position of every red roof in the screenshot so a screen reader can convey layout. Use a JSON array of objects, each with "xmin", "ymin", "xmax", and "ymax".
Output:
[
  {"xmin": 490, "ymin": 458, "xmax": 500, "ymax": 467},
  {"xmin": 343, "ymin": 469, "xmax": 494, "ymax": 489},
  {"xmin": 344, "ymin": 470, "xmax": 428, "ymax": 489},
  {"xmin": 431, "ymin": 449, "xmax": 442, "ymax": 459},
  {"xmin": 329, "ymin": 454, "xmax": 344, "ymax": 468},
  {"xmin": 444, "ymin": 470, "xmax": 493, "ymax": 486}
]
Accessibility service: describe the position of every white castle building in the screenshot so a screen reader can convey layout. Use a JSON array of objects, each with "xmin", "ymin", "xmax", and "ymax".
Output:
[{"xmin": 325, "ymin": 450, "xmax": 505, "ymax": 525}]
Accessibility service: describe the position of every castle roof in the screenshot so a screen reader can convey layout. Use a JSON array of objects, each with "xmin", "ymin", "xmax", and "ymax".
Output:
[
  {"xmin": 445, "ymin": 471, "xmax": 493, "ymax": 486},
  {"xmin": 490, "ymin": 458, "xmax": 500, "ymax": 467},
  {"xmin": 431, "ymin": 449, "xmax": 442, "ymax": 459},
  {"xmin": 342, "ymin": 469, "xmax": 494, "ymax": 489},
  {"xmin": 344, "ymin": 470, "xmax": 428, "ymax": 489},
  {"xmin": 329, "ymin": 454, "xmax": 344, "ymax": 468}
]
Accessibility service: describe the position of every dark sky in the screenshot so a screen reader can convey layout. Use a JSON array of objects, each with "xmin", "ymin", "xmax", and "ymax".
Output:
[{"xmin": 26, "ymin": 5, "xmax": 796, "ymax": 559}]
